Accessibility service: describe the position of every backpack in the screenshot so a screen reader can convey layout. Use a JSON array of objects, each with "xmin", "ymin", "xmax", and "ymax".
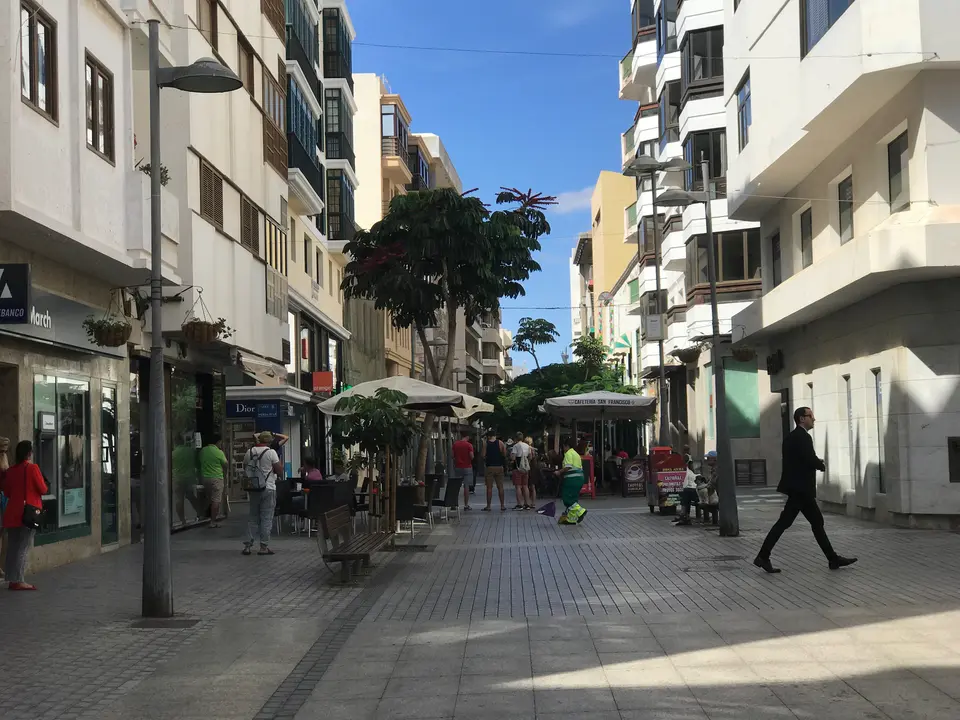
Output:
[
  {"xmin": 517, "ymin": 445, "xmax": 531, "ymax": 473},
  {"xmin": 242, "ymin": 448, "xmax": 271, "ymax": 492}
]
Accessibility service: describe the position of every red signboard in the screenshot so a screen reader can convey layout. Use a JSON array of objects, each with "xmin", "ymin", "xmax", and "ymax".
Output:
[{"xmin": 312, "ymin": 371, "xmax": 334, "ymax": 393}]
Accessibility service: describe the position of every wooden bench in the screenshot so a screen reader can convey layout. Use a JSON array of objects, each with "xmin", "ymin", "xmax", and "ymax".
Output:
[{"xmin": 318, "ymin": 505, "xmax": 392, "ymax": 582}]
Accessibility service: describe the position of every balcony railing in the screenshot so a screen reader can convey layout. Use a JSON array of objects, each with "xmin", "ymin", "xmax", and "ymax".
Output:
[
  {"xmin": 406, "ymin": 173, "xmax": 429, "ymax": 191},
  {"xmin": 626, "ymin": 202, "xmax": 638, "ymax": 228},
  {"xmin": 620, "ymin": 48, "xmax": 633, "ymax": 81},
  {"xmin": 329, "ymin": 212, "xmax": 358, "ymax": 243},
  {"xmin": 286, "ymin": 26, "xmax": 321, "ymax": 101},
  {"xmin": 381, "ymin": 137, "xmax": 410, "ymax": 165},
  {"xmin": 326, "ymin": 130, "xmax": 355, "ymax": 166},
  {"xmin": 323, "ymin": 50, "xmax": 353, "ymax": 91},
  {"xmin": 287, "ymin": 132, "xmax": 324, "ymax": 201}
]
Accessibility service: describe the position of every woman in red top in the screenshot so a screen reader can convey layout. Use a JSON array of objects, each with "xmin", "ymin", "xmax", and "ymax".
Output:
[{"xmin": 1, "ymin": 440, "xmax": 48, "ymax": 590}]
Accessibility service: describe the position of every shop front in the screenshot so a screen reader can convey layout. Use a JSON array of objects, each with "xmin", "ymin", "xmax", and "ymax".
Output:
[{"xmin": 0, "ymin": 283, "xmax": 131, "ymax": 571}]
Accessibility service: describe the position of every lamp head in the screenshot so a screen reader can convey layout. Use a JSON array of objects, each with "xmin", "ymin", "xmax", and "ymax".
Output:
[
  {"xmin": 655, "ymin": 188, "xmax": 702, "ymax": 208},
  {"xmin": 159, "ymin": 57, "xmax": 242, "ymax": 93},
  {"xmin": 622, "ymin": 154, "xmax": 661, "ymax": 177}
]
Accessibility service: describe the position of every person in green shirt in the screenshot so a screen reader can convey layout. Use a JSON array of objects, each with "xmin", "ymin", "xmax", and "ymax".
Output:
[
  {"xmin": 172, "ymin": 434, "xmax": 199, "ymax": 526},
  {"xmin": 198, "ymin": 433, "xmax": 228, "ymax": 528},
  {"xmin": 558, "ymin": 438, "xmax": 587, "ymax": 525}
]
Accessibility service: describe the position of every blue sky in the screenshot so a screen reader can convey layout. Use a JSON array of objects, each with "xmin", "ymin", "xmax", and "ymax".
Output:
[{"xmin": 349, "ymin": 0, "xmax": 628, "ymax": 367}]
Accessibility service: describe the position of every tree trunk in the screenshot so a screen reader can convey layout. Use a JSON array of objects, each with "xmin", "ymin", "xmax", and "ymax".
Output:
[{"xmin": 531, "ymin": 352, "xmax": 540, "ymax": 371}]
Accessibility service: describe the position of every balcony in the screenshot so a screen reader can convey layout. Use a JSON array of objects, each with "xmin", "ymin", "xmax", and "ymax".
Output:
[
  {"xmin": 661, "ymin": 214, "xmax": 685, "ymax": 272},
  {"xmin": 381, "ymin": 137, "xmax": 412, "ymax": 184},
  {"xmin": 620, "ymin": 104, "xmax": 659, "ymax": 170},
  {"xmin": 287, "ymin": 133, "xmax": 325, "ymax": 216},
  {"xmin": 482, "ymin": 325, "xmax": 504, "ymax": 348},
  {"xmin": 624, "ymin": 201, "xmax": 639, "ymax": 242},
  {"xmin": 323, "ymin": 50, "xmax": 353, "ymax": 92},
  {"xmin": 285, "ymin": 26, "xmax": 320, "ymax": 101},
  {"xmin": 407, "ymin": 173, "xmax": 429, "ymax": 191},
  {"xmin": 126, "ymin": 171, "xmax": 180, "ymax": 283},
  {"xmin": 326, "ymin": 130, "xmax": 355, "ymax": 167},
  {"xmin": 328, "ymin": 212, "xmax": 358, "ymax": 244},
  {"xmin": 619, "ymin": 27, "xmax": 657, "ymax": 102}
]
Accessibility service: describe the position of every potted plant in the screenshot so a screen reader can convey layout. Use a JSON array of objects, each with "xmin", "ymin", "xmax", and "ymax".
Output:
[
  {"xmin": 731, "ymin": 346, "xmax": 757, "ymax": 362},
  {"xmin": 182, "ymin": 317, "xmax": 232, "ymax": 345},
  {"xmin": 83, "ymin": 315, "xmax": 132, "ymax": 347},
  {"xmin": 673, "ymin": 346, "xmax": 702, "ymax": 365}
]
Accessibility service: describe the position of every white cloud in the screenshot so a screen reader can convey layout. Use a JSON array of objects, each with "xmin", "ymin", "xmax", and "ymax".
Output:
[{"xmin": 552, "ymin": 186, "xmax": 594, "ymax": 215}]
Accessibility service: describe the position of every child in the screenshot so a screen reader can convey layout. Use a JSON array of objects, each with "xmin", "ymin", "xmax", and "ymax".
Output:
[{"xmin": 558, "ymin": 439, "xmax": 587, "ymax": 525}]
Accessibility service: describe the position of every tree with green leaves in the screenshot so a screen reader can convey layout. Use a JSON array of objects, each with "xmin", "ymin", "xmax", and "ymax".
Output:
[
  {"xmin": 342, "ymin": 187, "xmax": 555, "ymax": 478},
  {"xmin": 571, "ymin": 334, "xmax": 608, "ymax": 380},
  {"xmin": 512, "ymin": 317, "xmax": 559, "ymax": 371}
]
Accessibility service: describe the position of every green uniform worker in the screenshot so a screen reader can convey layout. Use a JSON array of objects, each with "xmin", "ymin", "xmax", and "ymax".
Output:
[{"xmin": 558, "ymin": 439, "xmax": 587, "ymax": 525}]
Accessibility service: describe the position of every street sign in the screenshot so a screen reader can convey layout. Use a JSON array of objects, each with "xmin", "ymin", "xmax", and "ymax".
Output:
[
  {"xmin": 0, "ymin": 264, "xmax": 31, "ymax": 324},
  {"xmin": 312, "ymin": 371, "xmax": 334, "ymax": 393}
]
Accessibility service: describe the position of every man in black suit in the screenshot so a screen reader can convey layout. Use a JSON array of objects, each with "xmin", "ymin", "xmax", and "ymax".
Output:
[{"xmin": 754, "ymin": 407, "xmax": 857, "ymax": 574}]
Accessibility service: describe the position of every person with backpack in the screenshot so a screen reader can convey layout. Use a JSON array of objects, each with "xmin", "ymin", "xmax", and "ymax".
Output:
[
  {"xmin": 241, "ymin": 431, "xmax": 283, "ymax": 556},
  {"xmin": 482, "ymin": 430, "xmax": 507, "ymax": 512},
  {"xmin": 510, "ymin": 432, "xmax": 533, "ymax": 511}
]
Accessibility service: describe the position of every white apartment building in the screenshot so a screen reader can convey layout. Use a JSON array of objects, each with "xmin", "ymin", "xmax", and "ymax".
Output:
[
  {"xmin": 569, "ymin": 248, "xmax": 584, "ymax": 343},
  {"xmin": 620, "ymin": 0, "xmax": 779, "ymax": 483},
  {"xmin": 725, "ymin": 0, "xmax": 960, "ymax": 525}
]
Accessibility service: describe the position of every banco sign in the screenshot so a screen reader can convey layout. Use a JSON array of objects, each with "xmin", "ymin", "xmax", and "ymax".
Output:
[{"xmin": 0, "ymin": 264, "xmax": 31, "ymax": 324}]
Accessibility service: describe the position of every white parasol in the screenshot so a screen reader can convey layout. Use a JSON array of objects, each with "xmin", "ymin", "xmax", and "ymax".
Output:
[
  {"xmin": 544, "ymin": 390, "xmax": 657, "ymax": 421},
  {"xmin": 318, "ymin": 376, "xmax": 492, "ymax": 418}
]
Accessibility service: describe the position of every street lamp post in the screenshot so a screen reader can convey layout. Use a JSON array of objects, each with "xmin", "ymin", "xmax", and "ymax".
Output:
[
  {"xmin": 623, "ymin": 155, "xmax": 691, "ymax": 449},
  {"xmin": 656, "ymin": 158, "xmax": 740, "ymax": 537},
  {"xmin": 143, "ymin": 20, "xmax": 242, "ymax": 617}
]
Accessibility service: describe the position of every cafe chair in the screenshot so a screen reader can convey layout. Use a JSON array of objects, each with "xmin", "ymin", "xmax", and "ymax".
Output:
[{"xmin": 432, "ymin": 476, "xmax": 463, "ymax": 522}]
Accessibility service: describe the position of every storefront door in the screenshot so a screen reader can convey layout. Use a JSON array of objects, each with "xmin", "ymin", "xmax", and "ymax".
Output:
[{"xmin": 100, "ymin": 385, "xmax": 119, "ymax": 545}]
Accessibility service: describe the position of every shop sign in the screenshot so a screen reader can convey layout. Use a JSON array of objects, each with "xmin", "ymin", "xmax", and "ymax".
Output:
[
  {"xmin": 0, "ymin": 264, "xmax": 31, "ymax": 324},
  {"xmin": 312, "ymin": 371, "xmax": 334, "ymax": 393},
  {"xmin": 227, "ymin": 401, "xmax": 257, "ymax": 418},
  {"xmin": 623, "ymin": 460, "xmax": 646, "ymax": 497},
  {"xmin": 0, "ymin": 287, "xmax": 125, "ymax": 357},
  {"xmin": 257, "ymin": 403, "xmax": 279, "ymax": 418}
]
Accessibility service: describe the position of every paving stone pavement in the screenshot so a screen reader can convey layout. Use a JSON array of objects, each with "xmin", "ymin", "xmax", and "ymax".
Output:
[{"xmin": 3, "ymin": 489, "xmax": 960, "ymax": 719}]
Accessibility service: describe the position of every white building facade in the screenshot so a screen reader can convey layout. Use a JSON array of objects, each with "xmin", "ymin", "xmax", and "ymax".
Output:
[
  {"xmin": 726, "ymin": 0, "xmax": 960, "ymax": 525},
  {"xmin": 620, "ymin": 0, "xmax": 780, "ymax": 482}
]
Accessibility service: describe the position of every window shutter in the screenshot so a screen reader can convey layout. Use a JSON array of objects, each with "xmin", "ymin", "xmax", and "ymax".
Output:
[
  {"xmin": 213, "ymin": 173, "xmax": 224, "ymax": 228},
  {"xmin": 200, "ymin": 163, "xmax": 214, "ymax": 220}
]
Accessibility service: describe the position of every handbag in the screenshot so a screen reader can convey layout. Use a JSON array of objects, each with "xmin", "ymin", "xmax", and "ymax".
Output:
[{"xmin": 19, "ymin": 464, "xmax": 42, "ymax": 530}]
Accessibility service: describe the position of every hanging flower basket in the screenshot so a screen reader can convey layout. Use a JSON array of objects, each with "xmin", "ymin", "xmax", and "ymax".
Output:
[
  {"xmin": 731, "ymin": 346, "xmax": 757, "ymax": 362},
  {"xmin": 182, "ymin": 318, "xmax": 230, "ymax": 345},
  {"xmin": 82, "ymin": 317, "xmax": 132, "ymax": 347},
  {"xmin": 673, "ymin": 346, "xmax": 702, "ymax": 365}
]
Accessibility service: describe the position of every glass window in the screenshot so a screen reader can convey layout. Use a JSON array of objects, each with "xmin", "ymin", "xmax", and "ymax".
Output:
[
  {"xmin": 888, "ymin": 130, "xmax": 910, "ymax": 212},
  {"xmin": 656, "ymin": 0, "xmax": 677, "ymax": 60},
  {"xmin": 21, "ymin": 2, "xmax": 58, "ymax": 120},
  {"xmin": 800, "ymin": 208, "xmax": 813, "ymax": 268},
  {"xmin": 685, "ymin": 230, "xmax": 762, "ymax": 287},
  {"xmin": 658, "ymin": 81, "xmax": 681, "ymax": 149},
  {"xmin": 684, "ymin": 129, "xmax": 726, "ymax": 192},
  {"xmin": 722, "ymin": 232, "xmax": 745, "ymax": 282},
  {"xmin": 838, "ymin": 175, "xmax": 854, "ymax": 243},
  {"xmin": 802, "ymin": 0, "xmax": 856, "ymax": 57},
  {"xmin": 33, "ymin": 375, "xmax": 91, "ymax": 535},
  {"xmin": 682, "ymin": 27, "xmax": 724, "ymax": 91},
  {"xmin": 101, "ymin": 386, "xmax": 118, "ymax": 545},
  {"xmin": 170, "ymin": 371, "xmax": 201, "ymax": 529},
  {"xmin": 736, "ymin": 72, "xmax": 751, "ymax": 150}
]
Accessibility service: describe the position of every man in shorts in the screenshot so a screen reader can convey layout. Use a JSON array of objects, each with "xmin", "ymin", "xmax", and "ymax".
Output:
[
  {"xmin": 510, "ymin": 432, "xmax": 533, "ymax": 510},
  {"xmin": 198, "ymin": 433, "xmax": 228, "ymax": 528},
  {"xmin": 453, "ymin": 430, "xmax": 476, "ymax": 510}
]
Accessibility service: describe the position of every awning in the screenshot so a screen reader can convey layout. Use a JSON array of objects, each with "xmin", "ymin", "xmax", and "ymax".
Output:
[{"xmin": 544, "ymin": 390, "xmax": 657, "ymax": 422}]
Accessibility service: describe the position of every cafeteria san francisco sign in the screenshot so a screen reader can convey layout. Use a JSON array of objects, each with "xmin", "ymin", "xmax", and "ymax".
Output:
[
  {"xmin": 568, "ymin": 398, "xmax": 636, "ymax": 406},
  {"xmin": 0, "ymin": 264, "xmax": 31, "ymax": 324}
]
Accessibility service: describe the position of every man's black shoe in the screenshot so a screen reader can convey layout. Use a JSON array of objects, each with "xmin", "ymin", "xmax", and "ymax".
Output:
[
  {"xmin": 753, "ymin": 555, "xmax": 781, "ymax": 574},
  {"xmin": 829, "ymin": 556, "xmax": 858, "ymax": 570}
]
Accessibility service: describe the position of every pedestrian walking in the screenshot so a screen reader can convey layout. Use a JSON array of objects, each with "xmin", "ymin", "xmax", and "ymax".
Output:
[
  {"xmin": 755, "ymin": 407, "xmax": 857, "ymax": 574},
  {"xmin": 241, "ymin": 431, "xmax": 282, "ymax": 556},
  {"xmin": 510, "ymin": 432, "xmax": 533, "ymax": 510},
  {"xmin": 0, "ymin": 441, "xmax": 48, "ymax": 590},
  {"xmin": 525, "ymin": 436, "xmax": 539, "ymax": 507},
  {"xmin": 482, "ymin": 430, "xmax": 507, "ymax": 512},
  {"xmin": 558, "ymin": 438, "xmax": 587, "ymax": 525},
  {"xmin": 198, "ymin": 433, "xmax": 228, "ymax": 528},
  {"xmin": 452, "ymin": 430, "xmax": 475, "ymax": 511}
]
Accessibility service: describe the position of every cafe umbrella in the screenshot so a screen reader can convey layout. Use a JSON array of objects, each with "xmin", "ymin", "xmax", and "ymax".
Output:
[{"xmin": 544, "ymin": 391, "xmax": 657, "ymax": 496}]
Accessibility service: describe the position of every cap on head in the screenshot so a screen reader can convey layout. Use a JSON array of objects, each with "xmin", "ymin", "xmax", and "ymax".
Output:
[
  {"xmin": 705, "ymin": 450, "xmax": 717, "ymax": 459},
  {"xmin": 257, "ymin": 431, "xmax": 275, "ymax": 443}
]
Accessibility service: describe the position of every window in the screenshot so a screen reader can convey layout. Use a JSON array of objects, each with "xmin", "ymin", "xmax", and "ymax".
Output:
[
  {"xmin": 20, "ymin": 2, "xmax": 58, "ymax": 120},
  {"xmin": 288, "ymin": 77, "xmax": 319, "ymax": 156},
  {"xmin": 685, "ymin": 229, "xmax": 762, "ymax": 287},
  {"xmin": 33, "ymin": 375, "xmax": 90, "ymax": 536},
  {"xmin": 200, "ymin": 162, "xmax": 224, "ymax": 228},
  {"xmin": 85, "ymin": 54, "xmax": 114, "ymax": 161},
  {"xmin": 262, "ymin": 69, "xmax": 287, "ymax": 176},
  {"xmin": 240, "ymin": 197, "xmax": 260, "ymax": 253},
  {"xmin": 658, "ymin": 81, "xmax": 681, "ymax": 149},
  {"xmin": 727, "ymin": 358, "xmax": 760, "ymax": 439},
  {"xmin": 872, "ymin": 368, "xmax": 884, "ymax": 493},
  {"xmin": 239, "ymin": 37, "xmax": 254, "ymax": 93},
  {"xmin": 265, "ymin": 221, "xmax": 287, "ymax": 275},
  {"xmin": 801, "ymin": 0, "xmax": 856, "ymax": 57},
  {"xmin": 304, "ymin": 234, "xmax": 311, "ymax": 276},
  {"xmin": 628, "ymin": 279, "xmax": 640, "ymax": 304},
  {"xmin": 100, "ymin": 385, "xmax": 118, "ymax": 545},
  {"xmin": 800, "ymin": 207, "xmax": 813, "ymax": 268},
  {"xmin": 888, "ymin": 130, "xmax": 910, "ymax": 212},
  {"xmin": 838, "ymin": 175, "xmax": 854, "ymax": 244},
  {"xmin": 656, "ymin": 0, "xmax": 677, "ymax": 60},
  {"xmin": 328, "ymin": 260, "xmax": 334, "ymax": 295},
  {"xmin": 197, "ymin": 0, "xmax": 217, "ymax": 50},
  {"xmin": 771, "ymin": 232, "xmax": 782, "ymax": 287},
  {"xmin": 315, "ymin": 248, "xmax": 323, "ymax": 286},
  {"xmin": 684, "ymin": 129, "xmax": 726, "ymax": 193},
  {"xmin": 261, "ymin": 0, "xmax": 285, "ymax": 40},
  {"xmin": 632, "ymin": 0, "xmax": 655, "ymax": 36},
  {"xmin": 265, "ymin": 267, "xmax": 288, "ymax": 320},
  {"xmin": 681, "ymin": 27, "xmax": 724, "ymax": 93},
  {"xmin": 736, "ymin": 72, "xmax": 751, "ymax": 150}
]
